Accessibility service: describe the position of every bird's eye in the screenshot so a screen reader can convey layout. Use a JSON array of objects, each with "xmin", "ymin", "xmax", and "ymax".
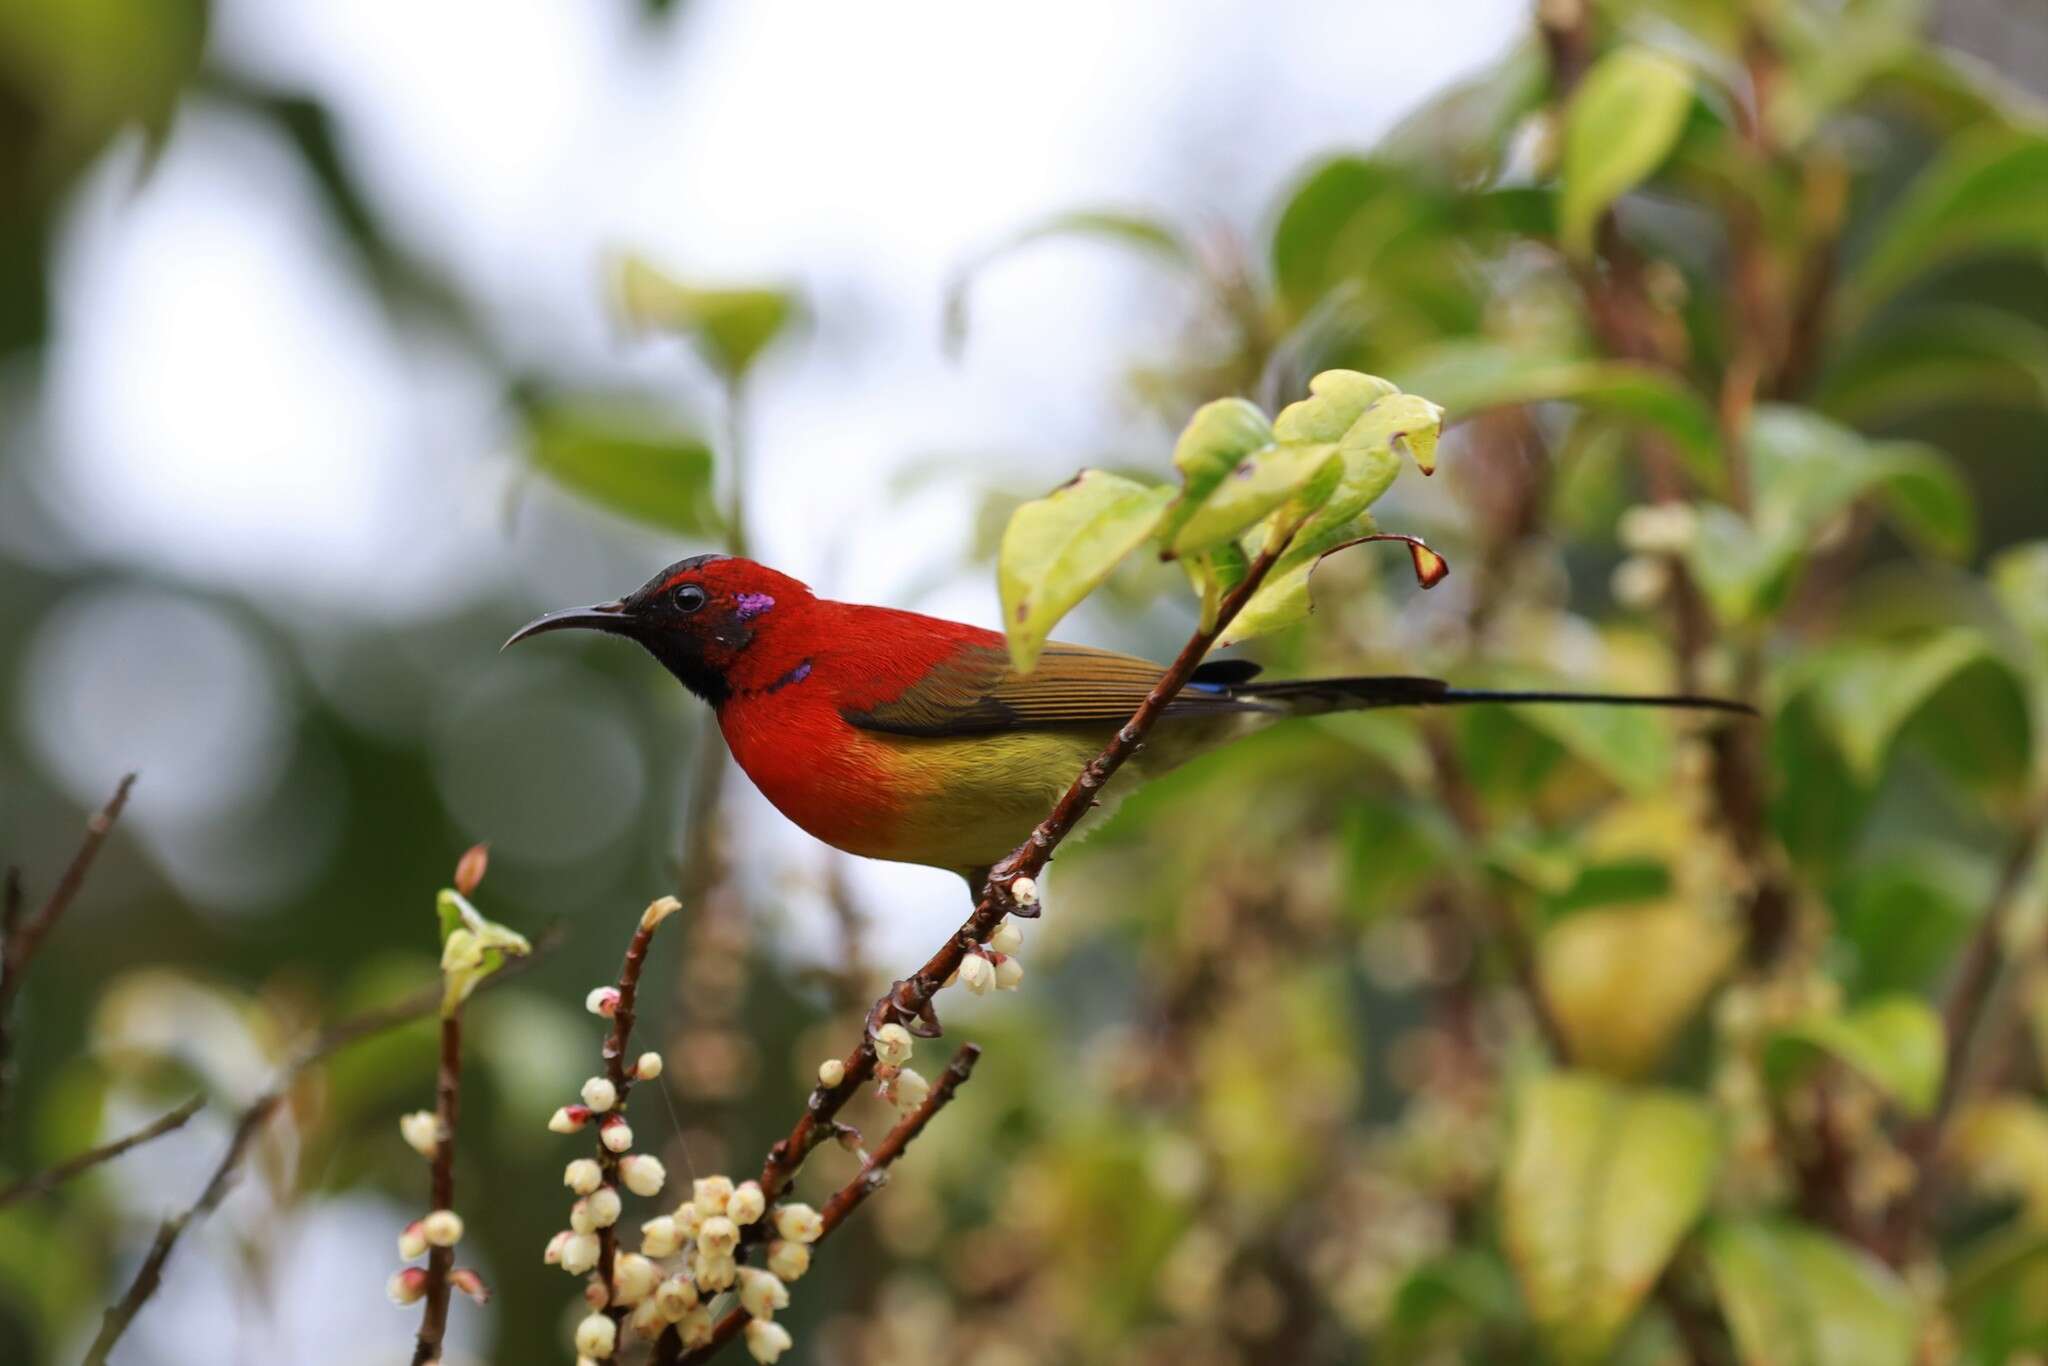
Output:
[{"xmin": 673, "ymin": 584, "xmax": 708, "ymax": 614}]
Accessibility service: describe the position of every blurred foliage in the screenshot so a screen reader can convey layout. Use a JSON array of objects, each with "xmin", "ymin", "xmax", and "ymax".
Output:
[{"xmin": 3, "ymin": 0, "xmax": 2048, "ymax": 1364}]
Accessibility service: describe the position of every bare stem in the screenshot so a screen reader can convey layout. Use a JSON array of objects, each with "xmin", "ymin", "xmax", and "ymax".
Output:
[
  {"xmin": 592, "ymin": 906, "xmax": 671, "ymax": 1324},
  {"xmin": 0, "ymin": 1095, "xmax": 202, "ymax": 1210},
  {"xmin": 411, "ymin": 1012, "xmax": 464, "ymax": 1365},
  {"xmin": 0, "ymin": 774, "xmax": 137, "ymax": 1130}
]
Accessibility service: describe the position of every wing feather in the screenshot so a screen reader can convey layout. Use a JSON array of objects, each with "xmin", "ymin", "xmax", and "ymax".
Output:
[{"xmin": 842, "ymin": 641, "xmax": 1266, "ymax": 738}]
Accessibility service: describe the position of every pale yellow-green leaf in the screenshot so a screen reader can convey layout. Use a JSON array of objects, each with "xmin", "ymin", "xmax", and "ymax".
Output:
[
  {"xmin": 611, "ymin": 251, "xmax": 798, "ymax": 378},
  {"xmin": 1156, "ymin": 398, "xmax": 1278, "ymax": 551},
  {"xmin": 435, "ymin": 889, "xmax": 532, "ymax": 1017},
  {"xmin": 1271, "ymin": 369, "xmax": 1401, "ymax": 443},
  {"xmin": 999, "ymin": 470, "xmax": 1174, "ymax": 672},
  {"xmin": 1502, "ymin": 1072, "xmax": 1721, "ymax": 1363},
  {"xmin": 1167, "ymin": 441, "xmax": 1341, "ymax": 559},
  {"xmin": 1703, "ymin": 1218, "xmax": 1918, "ymax": 1366},
  {"xmin": 1949, "ymin": 1099, "xmax": 2048, "ymax": 1223},
  {"xmin": 1768, "ymin": 996, "xmax": 1945, "ymax": 1118},
  {"xmin": 1559, "ymin": 48, "xmax": 1695, "ymax": 256},
  {"xmin": 1540, "ymin": 903, "xmax": 1738, "ymax": 1078}
]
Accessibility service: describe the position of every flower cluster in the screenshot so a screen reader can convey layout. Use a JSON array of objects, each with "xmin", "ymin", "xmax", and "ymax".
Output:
[{"xmin": 949, "ymin": 916, "xmax": 1027, "ymax": 998}]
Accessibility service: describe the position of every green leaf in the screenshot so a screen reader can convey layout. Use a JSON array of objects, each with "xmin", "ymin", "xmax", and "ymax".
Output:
[
  {"xmin": 1379, "ymin": 37, "xmax": 1548, "ymax": 185},
  {"xmin": 435, "ymin": 889, "xmax": 531, "ymax": 1017},
  {"xmin": 1816, "ymin": 306, "xmax": 2048, "ymax": 426},
  {"xmin": 524, "ymin": 398, "xmax": 721, "ymax": 537},
  {"xmin": 1950, "ymin": 1099, "xmax": 2048, "ymax": 1224},
  {"xmin": 1166, "ymin": 442, "xmax": 1341, "ymax": 559},
  {"xmin": 1181, "ymin": 540, "xmax": 1250, "ymax": 634},
  {"xmin": 998, "ymin": 470, "xmax": 1174, "ymax": 672},
  {"xmin": 1558, "ymin": 48, "xmax": 1696, "ymax": 256},
  {"xmin": 1540, "ymin": 904, "xmax": 1738, "ymax": 1078},
  {"xmin": 1768, "ymin": 996, "xmax": 1945, "ymax": 1117},
  {"xmin": 1218, "ymin": 378, "xmax": 1445, "ymax": 645},
  {"xmin": 1685, "ymin": 408, "xmax": 1974, "ymax": 623},
  {"xmin": 1511, "ymin": 689, "xmax": 1677, "ymax": 797},
  {"xmin": 1155, "ymin": 398, "xmax": 1276, "ymax": 551},
  {"xmin": 1395, "ymin": 341, "xmax": 1723, "ymax": 488},
  {"xmin": 1992, "ymin": 542, "xmax": 2048, "ymax": 667},
  {"xmin": 1799, "ymin": 628, "xmax": 2028, "ymax": 785},
  {"xmin": 944, "ymin": 210, "xmax": 1193, "ymax": 355},
  {"xmin": 612, "ymin": 252, "xmax": 799, "ymax": 378},
  {"xmin": 1501, "ymin": 1072, "xmax": 1721, "ymax": 1363},
  {"xmin": 1703, "ymin": 1218, "xmax": 1918, "ymax": 1366},
  {"xmin": 1845, "ymin": 131, "xmax": 2048, "ymax": 326}
]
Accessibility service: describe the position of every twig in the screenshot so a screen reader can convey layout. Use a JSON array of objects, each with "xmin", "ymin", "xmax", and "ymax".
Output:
[
  {"xmin": 665, "ymin": 1044, "xmax": 983, "ymax": 1365},
  {"xmin": 1881, "ymin": 809, "xmax": 2047, "ymax": 1259},
  {"xmin": 410, "ymin": 1011, "xmax": 463, "ymax": 1365},
  {"xmin": 83, "ymin": 926, "xmax": 559, "ymax": 1365},
  {"xmin": 0, "ymin": 775, "xmax": 137, "ymax": 1129},
  {"xmin": 0, "ymin": 1095, "xmax": 203, "ymax": 1210},
  {"xmin": 591, "ymin": 901, "xmax": 673, "ymax": 1326}
]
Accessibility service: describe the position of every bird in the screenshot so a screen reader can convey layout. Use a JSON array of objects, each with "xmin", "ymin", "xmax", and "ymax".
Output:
[{"xmin": 507, "ymin": 554, "xmax": 1749, "ymax": 881}]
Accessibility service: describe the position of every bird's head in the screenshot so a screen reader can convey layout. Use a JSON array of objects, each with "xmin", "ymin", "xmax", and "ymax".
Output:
[{"xmin": 505, "ymin": 555, "xmax": 815, "ymax": 703}]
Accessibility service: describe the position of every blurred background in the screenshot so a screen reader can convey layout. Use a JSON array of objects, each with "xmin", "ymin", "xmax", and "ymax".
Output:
[{"xmin": 3, "ymin": 0, "xmax": 2048, "ymax": 1363}]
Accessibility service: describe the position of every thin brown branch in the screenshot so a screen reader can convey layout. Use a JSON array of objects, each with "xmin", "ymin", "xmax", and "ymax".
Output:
[
  {"xmin": 411, "ymin": 1012, "xmax": 463, "ymax": 1366},
  {"xmin": 589, "ymin": 900, "xmax": 676, "ymax": 1326},
  {"xmin": 0, "ymin": 775, "xmax": 137, "ymax": 1129},
  {"xmin": 0, "ymin": 1094, "xmax": 203, "ymax": 1210},
  {"xmin": 668, "ymin": 1044, "xmax": 984, "ymax": 1365},
  {"xmin": 83, "ymin": 926, "xmax": 558, "ymax": 1365},
  {"xmin": 1881, "ymin": 809, "xmax": 2048, "ymax": 1259}
]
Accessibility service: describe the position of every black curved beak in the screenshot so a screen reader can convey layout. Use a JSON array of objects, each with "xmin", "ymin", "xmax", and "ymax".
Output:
[{"xmin": 502, "ymin": 599, "xmax": 635, "ymax": 651}]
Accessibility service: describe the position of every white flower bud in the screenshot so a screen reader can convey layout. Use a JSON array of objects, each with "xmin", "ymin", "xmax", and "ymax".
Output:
[
  {"xmin": 772, "ymin": 1203, "xmax": 823, "ymax": 1244},
  {"xmin": 584, "ymin": 1280, "xmax": 609, "ymax": 1310},
  {"xmin": 635, "ymin": 1051, "xmax": 664, "ymax": 1080},
  {"xmin": 612, "ymin": 1252, "xmax": 660, "ymax": 1307},
  {"xmin": 551, "ymin": 1105, "xmax": 593, "ymax": 1134},
  {"xmin": 399, "ymin": 1220, "xmax": 428, "ymax": 1260},
  {"xmin": 398, "ymin": 1110, "xmax": 441, "ymax": 1158},
  {"xmin": 601, "ymin": 1115, "xmax": 634, "ymax": 1153},
  {"xmin": 892, "ymin": 1067, "xmax": 931, "ymax": 1113},
  {"xmin": 817, "ymin": 1058, "xmax": 845, "ymax": 1088},
  {"xmin": 1618, "ymin": 501, "xmax": 1699, "ymax": 555},
  {"xmin": 678, "ymin": 1307, "xmax": 715, "ymax": 1347},
  {"xmin": 692, "ymin": 1175, "xmax": 733, "ymax": 1216},
  {"xmin": 990, "ymin": 920, "xmax": 1023, "ymax": 955},
  {"xmin": 586, "ymin": 986, "xmax": 622, "ymax": 1018},
  {"xmin": 738, "ymin": 1266, "xmax": 790, "ymax": 1320},
  {"xmin": 620, "ymin": 1153, "xmax": 667, "ymax": 1198},
  {"xmin": 561, "ymin": 1230, "xmax": 601, "ymax": 1275},
  {"xmin": 545, "ymin": 1229, "xmax": 572, "ymax": 1265},
  {"xmin": 1611, "ymin": 554, "xmax": 1670, "ymax": 608},
  {"xmin": 588, "ymin": 1186, "xmax": 622, "ymax": 1229},
  {"xmin": 565, "ymin": 1158, "xmax": 605, "ymax": 1195},
  {"xmin": 873, "ymin": 1022, "xmax": 914, "ymax": 1067},
  {"xmin": 581, "ymin": 1077, "xmax": 618, "ymax": 1113},
  {"xmin": 994, "ymin": 955, "xmax": 1024, "ymax": 991},
  {"xmin": 640, "ymin": 895, "xmax": 682, "ymax": 931},
  {"xmin": 746, "ymin": 1319, "xmax": 794, "ymax": 1363},
  {"xmin": 694, "ymin": 1248, "xmax": 737, "ymax": 1291},
  {"xmin": 629, "ymin": 1298, "xmax": 665, "ymax": 1337},
  {"xmin": 422, "ymin": 1209, "xmax": 464, "ymax": 1247},
  {"xmin": 570, "ymin": 1197, "xmax": 596, "ymax": 1234},
  {"xmin": 640, "ymin": 1214, "xmax": 681, "ymax": 1259},
  {"xmin": 697, "ymin": 1214, "xmax": 739, "ymax": 1255},
  {"xmin": 1009, "ymin": 875, "xmax": 1038, "ymax": 907},
  {"xmin": 766, "ymin": 1239, "xmax": 811, "ymax": 1282},
  {"xmin": 957, "ymin": 953, "xmax": 994, "ymax": 995},
  {"xmin": 656, "ymin": 1273, "xmax": 700, "ymax": 1320},
  {"xmin": 387, "ymin": 1267, "xmax": 427, "ymax": 1305},
  {"xmin": 673, "ymin": 1201, "xmax": 703, "ymax": 1237},
  {"xmin": 574, "ymin": 1311, "xmax": 618, "ymax": 1359},
  {"xmin": 728, "ymin": 1180, "xmax": 766, "ymax": 1225}
]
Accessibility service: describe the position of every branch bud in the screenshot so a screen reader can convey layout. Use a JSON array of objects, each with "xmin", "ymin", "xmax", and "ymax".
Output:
[
  {"xmin": 634, "ymin": 1051, "xmax": 664, "ymax": 1080},
  {"xmin": 561, "ymin": 1230, "xmax": 601, "ymax": 1275},
  {"xmin": 449, "ymin": 1267, "xmax": 490, "ymax": 1305},
  {"xmin": 698, "ymin": 1214, "xmax": 740, "ymax": 1256},
  {"xmin": 422, "ymin": 1209, "xmax": 464, "ymax": 1247},
  {"xmin": 640, "ymin": 895, "xmax": 682, "ymax": 932},
  {"xmin": 620, "ymin": 1152, "xmax": 667, "ymax": 1197},
  {"xmin": 386, "ymin": 1266, "xmax": 428, "ymax": 1306},
  {"xmin": 728, "ymin": 1180, "xmax": 766, "ymax": 1225},
  {"xmin": 640, "ymin": 1214, "xmax": 681, "ymax": 1259},
  {"xmin": 581, "ymin": 1077, "xmax": 618, "ymax": 1113},
  {"xmin": 656, "ymin": 1273, "xmax": 700, "ymax": 1320},
  {"xmin": 817, "ymin": 1058, "xmax": 846, "ymax": 1088},
  {"xmin": 872, "ymin": 1022, "xmax": 914, "ymax": 1067},
  {"xmin": 453, "ymin": 843, "xmax": 489, "ymax": 896},
  {"xmin": 766, "ymin": 1239, "xmax": 811, "ymax": 1282},
  {"xmin": 1009, "ymin": 875, "xmax": 1038, "ymax": 907},
  {"xmin": 600, "ymin": 1114, "xmax": 634, "ymax": 1153},
  {"xmin": 612, "ymin": 1251, "xmax": 660, "ymax": 1307},
  {"xmin": 691, "ymin": 1175, "xmax": 734, "ymax": 1216},
  {"xmin": 957, "ymin": 952, "xmax": 994, "ymax": 995},
  {"xmin": 771, "ymin": 1203, "xmax": 823, "ymax": 1244},
  {"xmin": 738, "ymin": 1265, "xmax": 790, "ymax": 1320},
  {"xmin": 585, "ymin": 986, "xmax": 622, "ymax": 1018},
  {"xmin": 994, "ymin": 955, "xmax": 1024, "ymax": 991},
  {"xmin": 550, "ymin": 1104, "xmax": 593, "ymax": 1134},
  {"xmin": 399, "ymin": 1220, "xmax": 428, "ymax": 1260},
  {"xmin": 398, "ymin": 1110, "xmax": 441, "ymax": 1158},
  {"xmin": 990, "ymin": 920, "xmax": 1023, "ymax": 955}
]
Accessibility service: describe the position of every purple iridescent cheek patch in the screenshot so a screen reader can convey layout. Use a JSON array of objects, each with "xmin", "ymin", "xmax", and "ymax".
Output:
[{"xmin": 734, "ymin": 592, "xmax": 776, "ymax": 620}]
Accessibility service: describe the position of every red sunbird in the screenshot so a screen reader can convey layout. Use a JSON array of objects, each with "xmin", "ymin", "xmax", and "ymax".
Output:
[{"xmin": 508, "ymin": 555, "xmax": 1749, "ymax": 881}]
